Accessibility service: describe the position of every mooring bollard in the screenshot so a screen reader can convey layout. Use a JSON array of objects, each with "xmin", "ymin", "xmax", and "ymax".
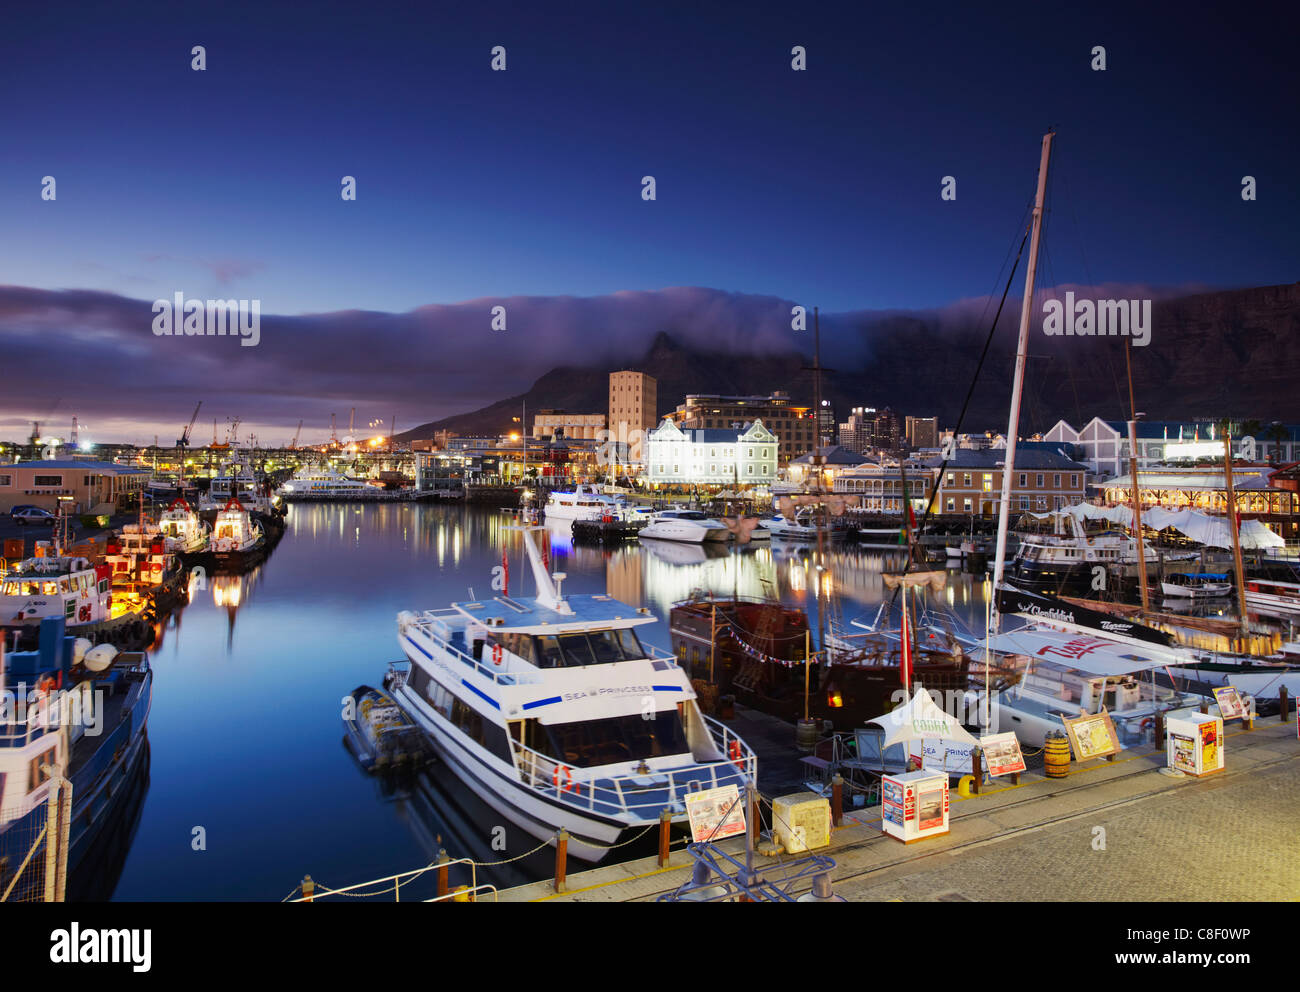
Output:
[
  {"xmin": 436, "ymin": 848, "xmax": 449, "ymax": 899},
  {"xmin": 658, "ymin": 810, "xmax": 672, "ymax": 868},
  {"xmin": 301, "ymin": 875, "xmax": 314, "ymax": 903},
  {"xmin": 553, "ymin": 829, "xmax": 568, "ymax": 894},
  {"xmin": 971, "ymin": 747, "xmax": 982, "ymax": 795},
  {"xmin": 1154, "ymin": 713, "xmax": 1165, "ymax": 748},
  {"xmin": 831, "ymin": 774, "xmax": 843, "ymax": 826},
  {"xmin": 1199, "ymin": 699, "xmax": 1208, "ymax": 715},
  {"xmin": 1281, "ymin": 686, "xmax": 1290, "ymax": 724}
]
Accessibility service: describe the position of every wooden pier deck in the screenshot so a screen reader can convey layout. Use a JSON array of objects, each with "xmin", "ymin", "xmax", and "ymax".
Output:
[{"xmin": 494, "ymin": 714, "xmax": 1298, "ymax": 902}]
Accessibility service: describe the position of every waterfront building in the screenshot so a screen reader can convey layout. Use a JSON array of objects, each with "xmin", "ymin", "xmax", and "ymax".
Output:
[
  {"xmin": 831, "ymin": 458, "xmax": 937, "ymax": 513},
  {"xmin": 532, "ymin": 410, "xmax": 606, "ymax": 440},
  {"xmin": 608, "ymin": 371, "xmax": 658, "ymax": 463},
  {"xmin": 668, "ymin": 392, "xmax": 813, "ymax": 465},
  {"xmin": 786, "ymin": 445, "xmax": 870, "ymax": 488},
  {"xmin": 1100, "ymin": 464, "xmax": 1299, "ymax": 537},
  {"xmin": 929, "ymin": 445, "xmax": 1087, "ymax": 516},
  {"xmin": 0, "ymin": 459, "xmax": 149, "ymax": 513},
  {"xmin": 644, "ymin": 419, "xmax": 777, "ymax": 487}
]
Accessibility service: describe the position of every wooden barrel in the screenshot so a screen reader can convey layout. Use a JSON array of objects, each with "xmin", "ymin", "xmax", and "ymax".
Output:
[
  {"xmin": 1044, "ymin": 731, "xmax": 1071, "ymax": 778},
  {"xmin": 795, "ymin": 718, "xmax": 819, "ymax": 754}
]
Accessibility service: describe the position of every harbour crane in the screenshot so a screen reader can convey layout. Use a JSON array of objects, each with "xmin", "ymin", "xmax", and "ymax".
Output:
[
  {"xmin": 176, "ymin": 401, "xmax": 202, "ymax": 483},
  {"xmin": 289, "ymin": 420, "xmax": 303, "ymax": 450}
]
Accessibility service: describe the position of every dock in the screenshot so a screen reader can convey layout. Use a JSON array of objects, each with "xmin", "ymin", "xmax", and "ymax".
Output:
[{"xmin": 493, "ymin": 714, "xmax": 1299, "ymax": 902}]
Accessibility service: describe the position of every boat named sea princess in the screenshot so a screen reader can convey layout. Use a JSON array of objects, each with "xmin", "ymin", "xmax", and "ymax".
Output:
[{"xmin": 388, "ymin": 526, "xmax": 756, "ymax": 861}]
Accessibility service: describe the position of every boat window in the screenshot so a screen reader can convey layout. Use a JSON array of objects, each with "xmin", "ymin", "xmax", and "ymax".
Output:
[
  {"xmin": 613, "ymin": 627, "xmax": 646, "ymax": 660},
  {"xmin": 533, "ymin": 635, "xmax": 565, "ymax": 669},
  {"xmin": 498, "ymin": 632, "xmax": 535, "ymax": 664},
  {"xmin": 559, "ymin": 633, "xmax": 597, "ymax": 667},
  {"xmin": 544, "ymin": 711, "xmax": 688, "ymax": 767},
  {"xmin": 43, "ymin": 582, "xmax": 58, "ymax": 596}
]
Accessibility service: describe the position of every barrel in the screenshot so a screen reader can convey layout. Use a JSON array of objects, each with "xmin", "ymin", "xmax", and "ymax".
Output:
[
  {"xmin": 1044, "ymin": 731, "xmax": 1071, "ymax": 779},
  {"xmin": 795, "ymin": 718, "xmax": 819, "ymax": 754}
]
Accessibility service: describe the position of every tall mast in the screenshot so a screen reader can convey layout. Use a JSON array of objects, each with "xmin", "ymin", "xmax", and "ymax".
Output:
[
  {"xmin": 990, "ymin": 130, "xmax": 1054, "ymax": 635},
  {"xmin": 1223, "ymin": 432, "xmax": 1250, "ymax": 639},
  {"xmin": 812, "ymin": 307, "xmax": 827, "ymax": 664},
  {"xmin": 1125, "ymin": 341, "xmax": 1151, "ymax": 611}
]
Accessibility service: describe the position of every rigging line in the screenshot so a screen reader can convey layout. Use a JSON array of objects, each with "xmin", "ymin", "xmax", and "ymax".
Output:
[{"xmin": 890, "ymin": 226, "xmax": 1031, "ymax": 613}]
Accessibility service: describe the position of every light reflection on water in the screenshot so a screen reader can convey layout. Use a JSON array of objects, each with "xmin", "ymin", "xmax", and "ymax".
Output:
[{"xmin": 109, "ymin": 503, "xmax": 991, "ymax": 900}]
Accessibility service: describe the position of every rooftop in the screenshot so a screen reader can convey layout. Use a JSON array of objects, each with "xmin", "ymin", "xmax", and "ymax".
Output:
[
  {"xmin": 0, "ymin": 459, "xmax": 149, "ymax": 474},
  {"xmin": 452, "ymin": 594, "xmax": 658, "ymax": 633}
]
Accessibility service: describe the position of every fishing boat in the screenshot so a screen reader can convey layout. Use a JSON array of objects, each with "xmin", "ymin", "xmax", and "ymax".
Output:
[
  {"xmin": 0, "ymin": 546, "xmax": 155, "ymax": 651},
  {"xmin": 1161, "ymin": 572, "xmax": 1232, "ymax": 599},
  {"xmin": 0, "ymin": 617, "xmax": 152, "ymax": 900},
  {"xmin": 343, "ymin": 685, "xmax": 432, "ymax": 772},
  {"xmin": 639, "ymin": 508, "xmax": 733, "ymax": 543},
  {"xmin": 386, "ymin": 525, "xmax": 756, "ymax": 862}
]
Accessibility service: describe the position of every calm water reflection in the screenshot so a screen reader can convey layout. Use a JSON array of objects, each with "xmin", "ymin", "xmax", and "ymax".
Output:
[{"xmin": 110, "ymin": 503, "xmax": 993, "ymax": 900}]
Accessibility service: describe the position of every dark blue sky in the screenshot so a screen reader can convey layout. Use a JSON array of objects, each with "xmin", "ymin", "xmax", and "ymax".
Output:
[
  {"xmin": 0, "ymin": 2, "xmax": 1295, "ymax": 442},
  {"xmin": 3, "ymin": 1, "xmax": 1294, "ymax": 314}
]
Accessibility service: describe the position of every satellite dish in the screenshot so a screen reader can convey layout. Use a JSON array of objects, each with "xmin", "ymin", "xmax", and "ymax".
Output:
[{"xmin": 42, "ymin": 445, "xmax": 58, "ymax": 459}]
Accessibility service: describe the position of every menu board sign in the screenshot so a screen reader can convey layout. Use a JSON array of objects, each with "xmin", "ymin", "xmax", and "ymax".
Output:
[
  {"xmin": 980, "ymin": 732, "xmax": 1027, "ymax": 777},
  {"xmin": 1062, "ymin": 711, "xmax": 1121, "ymax": 761},
  {"xmin": 1213, "ymin": 687, "xmax": 1247, "ymax": 721},
  {"xmin": 683, "ymin": 785, "xmax": 747, "ymax": 843}
]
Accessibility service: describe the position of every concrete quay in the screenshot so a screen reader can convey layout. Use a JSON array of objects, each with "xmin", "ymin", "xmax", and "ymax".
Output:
[{"xmin": 495, "ymin": 715, "xmax": 1298, "ymax": 902}]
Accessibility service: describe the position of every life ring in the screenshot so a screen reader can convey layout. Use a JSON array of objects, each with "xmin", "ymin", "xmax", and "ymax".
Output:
[
  {"xmin": 552, "ymin": 764, "xmax": 578, "ymax": 794},
  {"xmin": 491, "ymin": 643, "xmax": 503, "ymax": 666}
]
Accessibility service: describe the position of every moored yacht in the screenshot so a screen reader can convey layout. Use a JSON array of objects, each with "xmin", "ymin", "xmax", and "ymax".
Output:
[
  {"xmin": 1161, "ymin": 572, "xmax": 1232, "ymax": 599},
  {"xmin": 278, "ymin": 463, "xmax": 374, "ymax": 500},
  {"xmin": 542, "ymin": 484, "xmax": 623, "ymax": 522},
  {"xmin": 387, "ymin": 526, "xmax": 756, "ymax": 861},
  {"xmin": 638, "ymin": 508, "xmax": 733, "ymax": 543}
]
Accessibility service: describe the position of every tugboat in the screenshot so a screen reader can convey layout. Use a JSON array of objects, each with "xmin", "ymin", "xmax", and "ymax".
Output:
[
  {"xmin": 157, "ymin": 498, "xmax": 211, "ymax": 556},
  {"xmin": 103, "ymin": 522, "xmax": 189, "ymax": 615},
  {"xmin": 192, "ymin": 498, "xmax": 266, "ymax": 572},
  {"xmin": 386, "ymin": 525, "xmax": 757, "ymax": 862},
  {"xmin": 0, "ymin": 616, "xmax": 152, "ymax": 901}
]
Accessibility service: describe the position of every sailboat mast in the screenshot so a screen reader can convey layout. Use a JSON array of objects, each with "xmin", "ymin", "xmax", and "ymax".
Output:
[
  {"xmin": 812, "ymin": 307, "xmax": 828, "ymax": 667},
  {"xmin": 1126, "ymin": 342, "xmax": 1151, "ymax": 611},
  {"xmin": 990, "ymin": 130, "xmax": 1054, "ymax": 635},
  {"xmin": 1223, "ymin": 432, "xmax": 1250, "ymax": 638}
]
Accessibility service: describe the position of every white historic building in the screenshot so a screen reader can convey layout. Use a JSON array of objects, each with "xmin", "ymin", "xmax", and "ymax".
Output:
[{"xmin": 645, "ymin": 419, "xmax": 778, "ymax": 486}]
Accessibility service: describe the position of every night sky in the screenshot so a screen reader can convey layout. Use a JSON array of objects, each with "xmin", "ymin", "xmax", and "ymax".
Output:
[{"xmin": 1, "ymin": 2, "xmax": 1295, "ymax": 443}]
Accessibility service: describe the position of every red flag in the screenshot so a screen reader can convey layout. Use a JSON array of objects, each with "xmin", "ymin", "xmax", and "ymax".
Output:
[{"xmin": 900, "ymin": 591, "xmax": 912, "ymax": 691}]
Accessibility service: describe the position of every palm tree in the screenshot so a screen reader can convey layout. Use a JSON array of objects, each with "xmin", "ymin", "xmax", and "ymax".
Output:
[{"xmin": 1264, "ymin": 421, "xmax": 1291, "ymax": 466}]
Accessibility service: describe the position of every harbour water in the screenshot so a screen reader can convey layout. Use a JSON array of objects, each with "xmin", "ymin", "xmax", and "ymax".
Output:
[{"xmin": 108, "ymin": 502, "xmax": 996, "ymax": 900}]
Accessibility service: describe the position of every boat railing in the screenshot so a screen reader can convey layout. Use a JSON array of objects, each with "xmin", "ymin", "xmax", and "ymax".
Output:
[
  {"xmin": 511, "ymin": 713, "xmax": 756, "ymax": 822},
  {"xmin": 403, "ymin": 611, "xmax": 544, "ymax": 686}
]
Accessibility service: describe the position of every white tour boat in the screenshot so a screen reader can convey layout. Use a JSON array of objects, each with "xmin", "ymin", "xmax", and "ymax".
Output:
[
  {"xmin": 638, "ymin": 508, "xmax": 733, "ymax": 543},
  {"xmin": 542, "ymin": 485, "xmax": 625, "ymax": 522},
  {"xmin": 388, "ymin": 526, "xmax": 756, "ymax": 861},
  {"xmin": 278, "ymin": 463, "xmax": 374, "ymax": 500}
]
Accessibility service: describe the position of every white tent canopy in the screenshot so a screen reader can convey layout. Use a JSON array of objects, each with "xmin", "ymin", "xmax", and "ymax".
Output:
[
  {"xmin": 866, "ymin": 685, "xmax": 979, "ymax": 750},
  {"xmin": 988, "ymin": 627, "xmax": 1180, "ymax": 674},
  {"xmin": 1029, "ymin": 502, "xmax": 1284, "ymax": 550}
]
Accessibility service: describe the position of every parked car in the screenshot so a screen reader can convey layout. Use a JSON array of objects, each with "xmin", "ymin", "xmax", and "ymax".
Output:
[{"xmin": 11, "ymin": 507, "xmax": 55, "ymax": 526}]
